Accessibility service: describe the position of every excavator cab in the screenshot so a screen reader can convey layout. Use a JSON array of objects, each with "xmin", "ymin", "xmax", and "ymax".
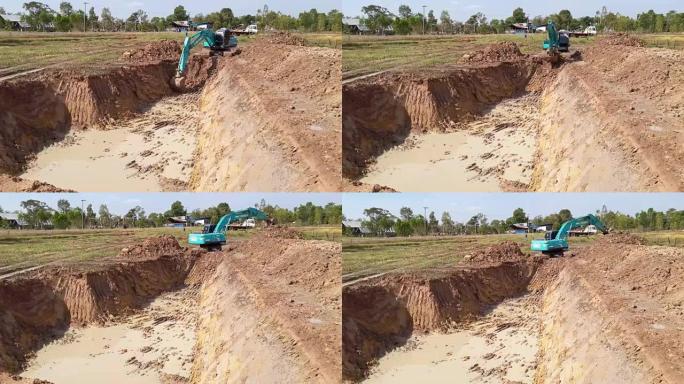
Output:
[{"xmin": 544, "ymin": 230, "xmax": 558, "ymax": 240}]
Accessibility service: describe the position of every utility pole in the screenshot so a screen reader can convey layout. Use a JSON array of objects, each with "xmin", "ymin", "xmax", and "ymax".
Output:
[
  {"xmin": 422, "ymin": 5, "xmax": 427, "ymax": 35},
  {"xmin": 81, "ymin": 200, "xmax": 86, "ymax": 230},
  {"xmin": 424, "ymin": 206, "xmax": 428, "ymax": 234},
  {"xmin": 83, "ymin": 2, "xmax": 88, "ymax": 32}
]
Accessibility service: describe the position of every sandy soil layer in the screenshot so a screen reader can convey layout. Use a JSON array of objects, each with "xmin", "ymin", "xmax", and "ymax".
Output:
[
  {"xmin": 361, "ymin": 94, "xmax": 538, "ymax": 191},
  {"xmin": 190, "ymin": 41, "xmax": 342, "ymax": 192},
  {"xmin": 365, "ymin": 294, "xmax": 540, "ymax": 383},
  {"xmin": 21, "ymin": 93, "xmax": 200, "ymax": 192},
  {"xmin": 21, "ymin": 288, "xmax": 197, "ymax": 384}
]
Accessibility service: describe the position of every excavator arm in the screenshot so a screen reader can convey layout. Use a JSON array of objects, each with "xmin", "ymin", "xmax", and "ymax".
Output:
[
  {"xmin": 543, "ymin": 21, "xmax": 561, "ymax": 64},
  {"xmin": 176, "ymin": 29, "xmax": 216, "ymax": 77}
]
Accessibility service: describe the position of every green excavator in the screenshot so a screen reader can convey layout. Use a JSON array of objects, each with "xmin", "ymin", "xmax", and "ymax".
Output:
[
  {"xmin": 188, "ymin": 208, "xmax": 268, "ymax": 251},
  {"xmin": 531, "ymin": 214, "xmax": 608, "ymax": 256},
  {"xmin": 543, "ymin": 21, "xmax": 570, "ymax": 64},
  {"xmin": 172, "ymin": 27, "xmax": 238, "ymax": 90}
]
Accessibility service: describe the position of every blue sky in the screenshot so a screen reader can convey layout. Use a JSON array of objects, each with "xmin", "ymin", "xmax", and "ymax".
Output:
[
  {"xmin": 342, "ymin": 0, "xmax": 681, "ymax": 19},
  {"xmin": 1, "ymin": 1, "xmax": 341, "ymax": 18},
  {"xmin": 0, "ymin": 193, "xmax": 340, "ymax": 215},
  {"xmin": 343, "ymin": 193, "xmax": 684, "ymax": 221}
]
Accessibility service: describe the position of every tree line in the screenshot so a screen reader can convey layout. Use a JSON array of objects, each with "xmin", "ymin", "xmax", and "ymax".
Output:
[
  {"xmin": 350, "ymin": 206, "xmax": 684, "ymax": 237},
  {"xmin": 353, "ymin": 5, "xmax": 684, "ymax": 35},
  {"xmin": 0, "ymin": 2, "xmax": 342, "ymax": 32},
  {"xmin": 0, "ymin": 199, "xmax": 342, "ymax": 230}
]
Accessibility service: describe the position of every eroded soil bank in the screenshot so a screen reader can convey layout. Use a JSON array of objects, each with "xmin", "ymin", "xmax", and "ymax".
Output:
[
  {"xmin": 343, "ymin": 36, "xmax": 684, "ymax": 192},
  {"xmin": 342, "ymin": 235, "xmax": 684, "ymax": 383},
  {"xmin": 0, "ymin": 229, "xmax": 342, "ymax": 384}
]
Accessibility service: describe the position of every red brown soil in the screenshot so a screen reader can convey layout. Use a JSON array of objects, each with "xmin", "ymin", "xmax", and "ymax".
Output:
[
  {"xmin": 192, "ymin": 237, "xmax": 341, "ymax": 383},
  {"xmin": 258, "ymin": 225, "xmax": 305, "ymax": 240},
  {"xmin": 464, "ymin": 240, "xmax": 527, "ymax": 263},
  {"xmin": 461, "ymin": 42, "xmax": 527, "ymax": 64},
  {"xmin": 342, "ymin": 246, "xmax": 541, "ymax": 381},
  {"xmin": 0, "ymin": 236, "xmax": 204, "ymax": 374},
  {"xmin": 537, "ymin": 235, "xmax": 684, "ymax": 383},
  {"xmin": 264, "ymin": 31, "xmax": 306, "ymax": 46},
  {"xmin": 190, "ymin": 39, "xmax": 341, "ymax": 191},
  {"xmin": 122, "ymin": 40, "xmax": 182, "ymax": 63},
  {"xmin": 598, "ymin": 32, "xmax": 645, "ymax": 47},
  {"xmin": 0, "ymin": 175, "xmax": 71, "ymax": 192},
  {"xmin": 342, "ymin": 61, "xmax": 538, "ymax": 180},
  {"xmin": 533, "ymin": 42, "xmax": 683, "ymax": 191}
]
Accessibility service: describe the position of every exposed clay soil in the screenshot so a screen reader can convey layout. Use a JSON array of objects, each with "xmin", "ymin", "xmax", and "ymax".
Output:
[
  {"xmin": 190, "ymin": 39, "xmax": 342, "ymax": 192},
  {"xmin": 343, "ymin": 234, "xmax": 684, "ymax": 383},
  {"xmin": 0, "ymin": 234, "xmax": 342, "ymax": 384},
  {"xmin": 2, "ymin": 39, "xmax": 340, "ymax": 192},
  {"xmin": 343, "ymin": 38, "xmax": 683, "ymax": 191}
]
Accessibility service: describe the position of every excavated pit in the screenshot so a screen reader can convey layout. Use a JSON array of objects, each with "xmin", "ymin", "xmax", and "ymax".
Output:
[
  {"xmin": 0, "ymin": 230, "xmax": 342, "ymax": 384},
  {"xmin": 343, "ymin": 39, "xmax": 684, "ymax": 192},
  {"xmin": 342, "ymin": 236, "xmax": 684, "ymax": 383},
  {"xmin": 0, "ymin": 46, "xmax": 221, "ymax": 192}
]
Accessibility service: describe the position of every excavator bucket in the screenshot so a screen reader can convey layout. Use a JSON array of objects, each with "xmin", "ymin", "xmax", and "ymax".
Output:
[{"xmin": 170, "ymin": 76, "xmax": 187, "ymax": 92}]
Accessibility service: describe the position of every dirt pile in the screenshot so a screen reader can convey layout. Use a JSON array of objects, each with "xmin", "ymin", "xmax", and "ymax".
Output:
[
  {"xmin": 190, "ymin": 40, "xmax": 341, "ymax": 191},
  {"xmin": 464, "ymin": 241, "xmax": 526, "ymax": 263},
  {"xmin": 0, "ymin": 175, "xmax": 71, "ymax": 192},
  {"xmin": 599, "ymin": 32, "xmax": 645, "ymax": 47},
  {"xmin": 123, "ymin": 39, "xmax": 181, "ymax": 63},
  {"xmin": 342, "ymin": 258, "xmax": 541, "ymax": 380},
  {"xmin": 461, "ymin": 42, "xmax": 526, "ymax": 64},
  {"xmin": 0, "ymin": 236, "xmax": 204, "ymax": 374},
  {"xmin": 192, "ymin": 237, "xmax": 341, "ymax": 383},
  {"xmin": 600, "ymin": 232, "xmax": 645, "ymax": 245},
  {"xmin": 264, "ymin": 31, "xmax": 306, "ymax": 46},
  {"xmin": 258, "ymin": 225, "xmax": 305, "ymax": 239}
]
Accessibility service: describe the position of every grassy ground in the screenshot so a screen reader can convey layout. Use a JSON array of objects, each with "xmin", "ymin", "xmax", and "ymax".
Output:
[
  {"xmin": 0, "ymin": 224, "xmax": 333, "ymax": 274},
  {"xmin": 640, "ymin": 230, "xmax": 684, "ymax": 247},
  {"xmin": 343, "ymin": 233, "xmax": 593, "ymax": 279},
  {"xmin": 342, "ymin": 32, "xmax": 684, "ymax": 79},
  {"xmin": 342, "ymin": 33, "xmax": 596, "ymax": 79},
  {"xmin": 0, "ymin": 30, "xmax": 338, "ymax": 74}
]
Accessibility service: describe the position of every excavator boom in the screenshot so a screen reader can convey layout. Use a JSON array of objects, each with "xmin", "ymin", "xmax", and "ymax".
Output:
[{"xmin": 172, "ymin": 27, "xmax": 237, "ymax": 91}]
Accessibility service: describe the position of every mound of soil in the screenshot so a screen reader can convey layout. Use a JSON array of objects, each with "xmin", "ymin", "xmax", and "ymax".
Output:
[
  {"xmin": 258, "ymin": 225, "xmax": 305, "ymax": 240},
  {"xmin": 599, "ymin": 232, "xmax": 646, "ymax": 245},
  {"xmin": 0, "ymin": 175, "xmax": 71, "ymax": 192},
  {"xmin": 599, "ymin": 32, "xmax": 645, "ymax": 47},
  {"xmin": 264, "ymin": 31, "xmax": 306, "ymax": 46},
  {"xmin": 117, "ymin": 235, "xmax": 186, "ymax": 260},
  {"xmin": 464, "ymin": 241, "xmax": 526, "ymax": 263},
  {"xmin": 122, "ymin": 40, "xmax": 181, "ymax": 63},
  {"xmin": 461, "ymin": 42, "xmax": 527, "ymax": 64}
]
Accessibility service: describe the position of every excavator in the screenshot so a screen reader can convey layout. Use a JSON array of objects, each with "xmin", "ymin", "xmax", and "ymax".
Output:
[
  {"xmin": 171, "ymin": 27, "xmax": 238, "ymax": 90},
  {"xmin": 530, "ymin": 214, "xmax": 608, "ymax": 256},
  {"xmin": 543, "ymin": 21, "xmax": 570, "ymax": 64},
  {"xmin": 188, "ymin": 207, "xmax": 268, "ymax": 251}
]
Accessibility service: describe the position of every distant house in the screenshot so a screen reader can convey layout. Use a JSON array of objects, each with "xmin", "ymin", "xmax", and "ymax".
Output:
[
  {"xmin": 509, "ymin": 223, "xmax": 553, "ymax": 234},
  {"xmin": 342, "ymin": 220, "xmax": 371, "ymax": 237},
  {"xmin": 170, "ymin": 20, "xmax": 191, "ymax": 32},
  {"xmin": 1, "ymin": 14, "xmax": 31, "ymax": 31},
  {"xmin": 0, "ymin": 213, "xmax": 29, "ymax": 229},
  {"xmin": 510, "ymin": 22, "xmax": 533, "ymax": 34},
  {"xmin": 343, "ymin": 17, "xmax": 370, "ymax": 34}
]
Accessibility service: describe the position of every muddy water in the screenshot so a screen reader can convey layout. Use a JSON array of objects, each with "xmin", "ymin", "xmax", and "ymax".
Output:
[
  {"xmin": 365, "ymin": 295, "xmax": 540, "ymax": 383},
  {"xmin": 361, "ymin": 94, "xmax": 539, "ymax": 192},
  {"xmin": 21, "ymin": 289, "xmax": 197, "ymax": 384},
  {"xmin": 21, "ymin": 93, "xmax": 199, "ymax": 192}
]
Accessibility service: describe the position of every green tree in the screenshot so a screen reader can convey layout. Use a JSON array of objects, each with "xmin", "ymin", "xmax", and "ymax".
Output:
[
  {"xmin": 19, "ymin": 200, "xmax": 52, "ymax": 229},
  {"xmin": 395, "ymin": 220, "xmax": 414, "ymax": 237},
  {"xmin": 57, "ymin": 199, "xmax": 71, "ymax": 213},
  {"xmin": 510, "ymin": 208, "xmax": 528, "ymax": 224},
  {"xmin": 167, "ymin": 201, "xmax": 187, "ymax": 217},
  {"xmin": 361, "ymin": 5, "xmax": 392, "ymax": 34},
  {"xmin": 98, "ymin": 204, "xmax": 111, "ymax": 228},
  {"xmin": 168, "ymin": 5, "xmax": 189, "ymax": 22},
  {"xmin": 22, "ymin": 1, "xmax": 54, "ymax": 31},
  {"xmin": 511, "ymin": 7, "xmax": 527, "ymax": 23},
  {"xmin": 362, "ymin": 207, "xmax": 394, "ymax": 236},
  {"xmin": 428, "ymin": 211, "xmax": 439, "ymax": 233},
  {"xmin": 52, "ymin": 213, "xmax": 71, "ymax": 229},
  {"xmin": 100, "ymin": 7, "xmax": 114, "ymax": 31},
  {"xmin": 59, "ymin": 2, "xmax": 73, "ymax": 15},
  {"xmin": 441, "ymin": 212, "xmax": 455, "ymax": 234},
  {"xmin": 399, "ymin": 207, "xmax": 413, "ymax": 221},
  {"xmin": 557, "ymin": 9, "xmax": 573, "ymax": 29},
  {"xmin": 398, "ymin": 5, "xmax": 412, "ymax": 19}
]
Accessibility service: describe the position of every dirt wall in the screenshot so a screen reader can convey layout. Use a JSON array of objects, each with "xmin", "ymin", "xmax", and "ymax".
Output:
[
  {"xmin": 189, "ymin": 41, "xmax": 341, "ymax": 192},
  {"xmin": 342, "ymin": 62, "xmax": 537, "ymax": 179},
  {"xmin": 0, "ymin": 236, "xmax": 202, "ymax": 373},
  {"xmin": 342, "ymin": 260, "xmax": 540, "ymax": 381}
]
